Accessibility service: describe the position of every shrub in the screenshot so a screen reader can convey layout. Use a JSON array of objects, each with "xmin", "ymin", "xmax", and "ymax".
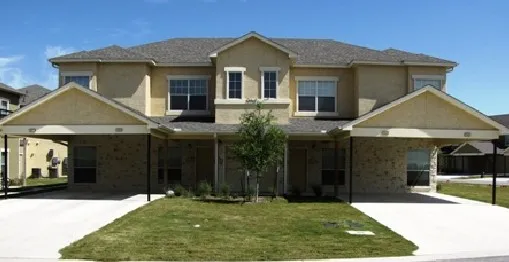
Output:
[
  {"xmin": 311, "ymin": 185, "xmax": 322, "ymax": 197},
  {"xmin": 231, "ymin": 192, "xmax": 239, "ymax": 199},
  {"xmin": 436, "ymin": 183, "xmax": 442, "ymax": 192},
  {"xmin": 8, "ymin": 178, "xmax": 22, "ymax": 186},
  {"xmin": 245, "ymin": 186, "xmax": 255, "ymax": 201},
  {"xmin": 197, "ymin": 181, "xmax": 212, "ymax": 199},
  {"xmin": 220, "ymin": 183, "xmax": 230, "ymax": 199},
  {"xmin": 173, "ymin": 184, "xmax": 187, "ymax": 197}
]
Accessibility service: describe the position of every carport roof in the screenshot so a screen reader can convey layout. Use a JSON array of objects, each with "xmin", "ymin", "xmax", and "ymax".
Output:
[{"xmin": 151, "ymin": 116, "xmax": 351, "ymax": 134}]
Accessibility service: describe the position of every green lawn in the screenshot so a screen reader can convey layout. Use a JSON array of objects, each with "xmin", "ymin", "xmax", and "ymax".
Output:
[
  {"xmin": 438, "ymin": 183, "xmax": 509, "ymax": 208},
  {"xmin": 60, "ymin": 198, "xmax": 416, "ymax": 261},
  {"xmin": 26, "ymin": 177, "xmax": 67, "ymax": 186}
]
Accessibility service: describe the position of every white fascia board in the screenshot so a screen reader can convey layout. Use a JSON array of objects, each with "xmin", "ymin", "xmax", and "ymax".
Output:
[
  {"xmin": 1, "ymin": 125, "xmax": 150, "ymax": 135},
  {"xmin": 350, "ymin": 128, "xmax": 500, "ymax": 140}
]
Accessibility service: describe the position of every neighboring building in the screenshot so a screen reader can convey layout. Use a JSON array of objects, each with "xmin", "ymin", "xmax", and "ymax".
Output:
[
  {"xmin": 0, "ymin": 32, "xmax": 506, "ymax": 196},
  {"xmin": 439, "ymin": 114, "xmax": 509, "ymax": 175},
  {"xmin": 0, "ymin": 83, "xmax": 67, "ymax": 181}
]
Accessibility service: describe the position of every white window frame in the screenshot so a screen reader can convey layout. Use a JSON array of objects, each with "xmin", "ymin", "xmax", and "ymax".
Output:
[
  {"xmin": 295, "ymin": 76, "xmax": 339, "ymax": 117},
  {"xmin": 61, "ymin": 71, "xmax": 93, "ymax": 89},
  {"xmin": 167, "ymin": 75, "xmax": 210, "ymax": 115},
  {"xmin": 225, "ymin": 67, "xmax": 246, "ymax": 99},
  {"xmin": 260, "ymin": 67, "xmax": 280, "ymax": 99},
  {"xmin": 412, "ymin": 75, "xmax": 445, "ymax": 91}
]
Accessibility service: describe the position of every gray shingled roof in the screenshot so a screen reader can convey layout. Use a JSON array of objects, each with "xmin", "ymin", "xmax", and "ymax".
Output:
[
  {"xmin": 0, "ymin": 83, "xmax": 25, "ymax": 96},
  {"xmin": 18, "ymin": 84, "xmax": 51, "ymax": 106},
  {"xmin": 452, "ymin": 141, "xmax": 506, "ymax": 156},
  {"xmin": 491, "ymin": 114, "xmax": 509, "ymax": 128},
  {"xmin": 50, "ymin": 34, "xmax": 456, "ymax": 65},
  {"xmin": 151, "ymin": 116, "xmax": 350, "ymax": 134}
]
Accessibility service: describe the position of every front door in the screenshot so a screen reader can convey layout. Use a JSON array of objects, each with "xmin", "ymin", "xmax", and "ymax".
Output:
[
  {"xmin": 196, "ymin": 147, "xmax": 214, "ymax": 186},
  {"xmin": 289, "ymin": 148, "xmax": 307, "ymax": 193}
]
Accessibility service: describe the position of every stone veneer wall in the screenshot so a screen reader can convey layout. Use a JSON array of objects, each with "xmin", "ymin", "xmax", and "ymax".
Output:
[
  {"xmin": 349, "ymin": 137, "xmax": 438, "ymax": 193},
  {"xmin": 287, "ymin": 137, "xmax": 438, "ymax": 194}
]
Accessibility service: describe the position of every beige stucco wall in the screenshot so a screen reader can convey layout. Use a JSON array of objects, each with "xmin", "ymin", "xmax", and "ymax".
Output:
[
  {"xmin": 97, "ymin": 63, "xmax": 150, "ymax": 115},
  {"xmin": 7, "ymin": 88, "xmax": 144, "ymax": 125},
  {"xmin": 356, "ymin": 66, "xmax": 407, "ymax": 116},
  {"xmin": 408, "ymin": 66, "xmax": 447, "ymax": 92},
  {"xmin": 215, "ymin": 37, "xmax": 291, "ymax": 100},
  {"xmin": 151, "ymin": 67, "xmax": 215, "ymax": 116},
  {"xmin": 25, "ymin": 138, "xmax": 67, "ymax": 178},
  {"xmin": 215, "ymin": 103, "xmax": 290, "ymax": 124},
  {"xmin": 58, "ymin": 63, "xmax": 99, "ymax": 91},
  {"xmin": 356, "ymin": 92, "xmax": 496, "ymax": 130},
  {"xmin": 290, "ymin": 68, "xmax": 355, "ymax": 118},
  {"xmin": 0, "ymin": 137, "xmax": 21, "ymax": 180}
]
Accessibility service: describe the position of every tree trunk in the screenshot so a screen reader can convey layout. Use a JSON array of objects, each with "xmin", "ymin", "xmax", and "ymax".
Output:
[
  {"xmin": 256, "ymin": 172, "xmax": 260, "ymax": 203},
  {"xmin": 246, "ymin": 170, "xmax": 251, "ymax": 201},
  {"xmin": 273, "ymin": 164, "xmax": 279, "ymax": 199}
]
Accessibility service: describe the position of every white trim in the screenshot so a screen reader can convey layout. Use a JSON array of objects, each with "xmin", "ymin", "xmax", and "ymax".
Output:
[
  {"xmin": 411, "ymin": 75, "xmax": 445, "ymax": 80},
  {"xmin": 167, "ymin": 75, "xmax": 211, "ymax": 80},
  {"xmin": 1, "ymin": 125, "xmax": 149, "ymax": 135},
  {"xmin": 225, "ymin": 68, "xmax": 245, "ymax": 99},
  {"xmin": 295, "ymin": 76, "xmax": 339, "ymax": 82},
  {"xmin": 209, "ymin": 32, "xmax": 298, "ymax": 59},
  {"xmin": 350, "ymin": 128, "xmax": 500, "ymax": 139},
  {"xmin": 260, "ymin": 68, "xmax": 279, "ymax": 99},
  {"xmin": 224, "ymin": 67, "xmax": 246, "ymax": 72},
  {"xmin": 0, "ymin": 148, "xmax": 11, "ymax": 152},
  {"xmin": 60, "ymin": 71, "xmax": 93, "ymax": 77},
  {"xmin": 348, "ymin": 60, "xmax": 458, "ymax": 68},
  {"xmin": 0, "ymin": 82, "xmax": 160, "ymax": 129},
  {"xmin": 167, "ymin": 75, "xmax": 210, "ymax": 113},
  {"xmin": 214, "ymin": 98, "xmax": 291, "ymax": 105},
  {"xmin": 340, "ymin": 87, "xmax": 509, "ymax": 134},
  {"xmin": 295, "ymin": 76, "xmax": 338, "ymax": 116}
]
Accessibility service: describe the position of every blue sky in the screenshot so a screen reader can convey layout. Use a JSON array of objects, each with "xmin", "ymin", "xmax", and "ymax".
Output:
[{"xmin": 0, "ymin": 0, "xmax": 507, "ymax": 114}]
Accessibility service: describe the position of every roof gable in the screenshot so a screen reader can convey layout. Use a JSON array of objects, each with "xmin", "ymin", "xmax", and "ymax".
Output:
[
  {"xmin": 0, "ymin": 82, "xmax": 158, "ymax": 127},
  {"xmin": 342, "ymin": 87, "xmax": 509, "ymax": 133},
  {"xmin": 209, "ymin": 32, "xmax": 298, "ymax": 59}
]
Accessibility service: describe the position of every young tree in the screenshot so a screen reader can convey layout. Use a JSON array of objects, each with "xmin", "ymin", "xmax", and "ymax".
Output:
[{"xmin": 232, "ymin": 102, "xmax": 287, "ymax": 202}]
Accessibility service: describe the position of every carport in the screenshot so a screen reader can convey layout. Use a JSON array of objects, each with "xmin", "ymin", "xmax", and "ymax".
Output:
[{"xmin": 0, "ymin": 83, "xmax": 173, "ymax": 201}]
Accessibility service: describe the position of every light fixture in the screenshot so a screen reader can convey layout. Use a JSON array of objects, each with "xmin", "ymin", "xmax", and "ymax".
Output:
[
  {"xmin": 28, "ymin": 128, "xmax": 36, "ymax": 133},
  {"xmin": 464, "ymin": 132, "xmax": 471, "ymax": 138},
  {"xmin": 115, "ymin": 128, "xmax": 123, "ymax": 132}
]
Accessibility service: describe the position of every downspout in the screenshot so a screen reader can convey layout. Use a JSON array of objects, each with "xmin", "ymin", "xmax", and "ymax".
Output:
[{"xmin": 3, "ymin": 135, "xmax": 8, "ymax": 199}]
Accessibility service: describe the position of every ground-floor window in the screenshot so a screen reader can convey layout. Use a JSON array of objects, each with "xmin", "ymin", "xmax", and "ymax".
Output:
[
  {"xmin": 157, "ymin": 146, "xmax": 183, "ymax": 185},
  {"xmin": 407, "ymin": 149, "xmax": 430, "ymax": 186},
  {"xmin": 321, "ymin": 148, "xmax": 345, "ymax": 185},
  {"xmin": 0, "ymin": 151, "xmax": 7, "ymax": 178},
  {"xmin": 73, "ymin": 146, "xmax": 97, "ymax": 183}
]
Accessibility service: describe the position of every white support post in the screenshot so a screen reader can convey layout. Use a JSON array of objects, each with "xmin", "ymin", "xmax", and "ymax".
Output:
[
  {"xmin": 214, "ymin": 135, "xmax": 219, "ymax": 192},
  {"xmin": 283, "ymin": 143, "xmax": 288, "ymax": 194}
]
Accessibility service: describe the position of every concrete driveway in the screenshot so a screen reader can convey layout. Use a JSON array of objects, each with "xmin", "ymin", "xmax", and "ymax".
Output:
[
  {"xmin": 349, "ymin": 193, "xmax": 509, "ymax": 256},
  {"xmin": 0, "ymin": 191, "xmax": 162, "ymax": 259}
]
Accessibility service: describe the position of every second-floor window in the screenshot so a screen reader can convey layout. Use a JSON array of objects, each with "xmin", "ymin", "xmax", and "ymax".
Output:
[
  {"xmin": 413, "ymin": 75, "xmax": 444, "ymax": 91},
  {"xmin": 296, "ymin": 77, "xmax": 338, "ymax": 115},
  {"xmin": 168, "ymin": 77, "xmax": 208, "ymax": 112},
  {"xmin": 62, "ymin": 72, "xmax": 92, "ymax": 89},
  {"xmin": 260, "ymin": 67, "xmax": 279, "ymax": 99},
  {"xmin": 225, "ymin": 67, "xmax": 245, "ymax": 99},
  {"xmin": 0, "ymin": 98, "xmax": 9, "ymax": 117}
]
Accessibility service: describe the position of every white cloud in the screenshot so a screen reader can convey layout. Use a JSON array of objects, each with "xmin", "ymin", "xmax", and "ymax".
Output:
[
  {"xmin": 44, "ymin": 45, "xmax": 75, "ymax": 59},
  {"xmin": 0, "ymin": 46, "xmax": 74, "ymax": 89}
]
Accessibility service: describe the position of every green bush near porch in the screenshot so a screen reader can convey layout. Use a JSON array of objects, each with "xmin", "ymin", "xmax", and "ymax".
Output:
[{"xmin": 59, "ymin": 198, "xmax": 416, "ymax": 261}]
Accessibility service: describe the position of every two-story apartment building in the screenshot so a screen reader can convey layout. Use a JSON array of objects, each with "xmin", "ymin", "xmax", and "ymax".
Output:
[{"xmin": 0, "ymin": 32, "xmax": 506, "ymax": 199}]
